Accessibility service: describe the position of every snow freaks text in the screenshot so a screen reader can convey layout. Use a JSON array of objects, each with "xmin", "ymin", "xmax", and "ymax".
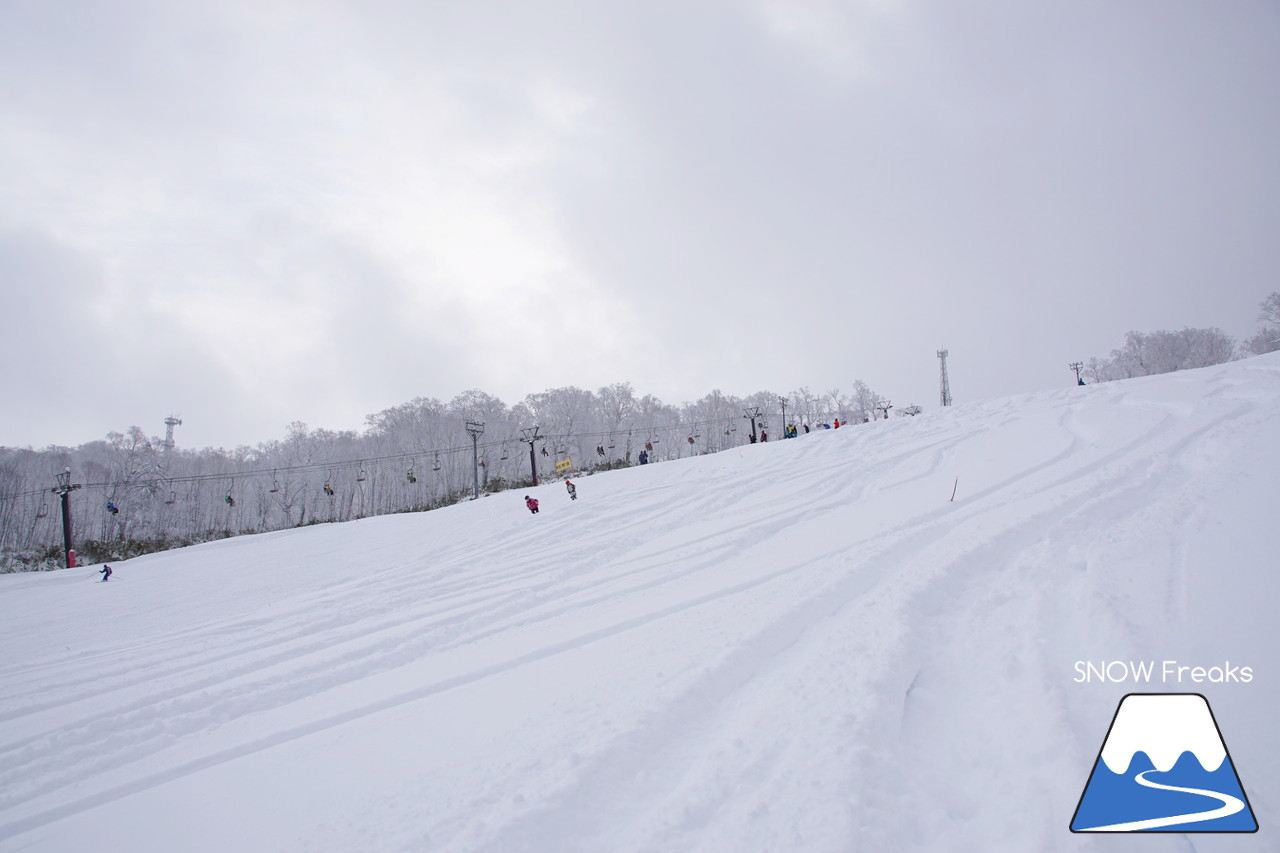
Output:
[{"xmin": 1074, "ymin": 661, "xmax": 1253, "ymax": 684}]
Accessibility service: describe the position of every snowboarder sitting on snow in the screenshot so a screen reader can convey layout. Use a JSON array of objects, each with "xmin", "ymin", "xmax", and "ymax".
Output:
[
  {"xmin": 100, "ymin": 565, "xmax": 112, "ymax": 582},
  {"xmin": 566, "ymin": 480, "xmax": 577, "ymax": 501},
  {"xmin": 525, "ymin": 495, "xmax": 540, "ymax": 514}
]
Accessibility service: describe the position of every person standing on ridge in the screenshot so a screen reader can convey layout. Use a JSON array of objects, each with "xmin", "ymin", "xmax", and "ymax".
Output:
[
  {"xmin": 565, "ymin": 480, "xmax": 577, "ymax": 501},
  {"xmin": 525, "ymin": 495, "xmax": 540, "ymax": 514}
]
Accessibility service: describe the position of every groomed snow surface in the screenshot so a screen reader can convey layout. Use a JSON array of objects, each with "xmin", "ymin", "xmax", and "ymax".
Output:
[{"xmin": 3, "ymin": 355, "xmax": 1278, "ymax": 852}]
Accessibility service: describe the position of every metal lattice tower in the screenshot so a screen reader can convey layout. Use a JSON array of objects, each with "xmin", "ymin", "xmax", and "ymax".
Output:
[
  {"xmin": 163, "ymin": 415, "xmax": 183, "ymax": 450},
  {"xmin": 937, "ymin": 349, "xmax": 952, "ymax": 407}
]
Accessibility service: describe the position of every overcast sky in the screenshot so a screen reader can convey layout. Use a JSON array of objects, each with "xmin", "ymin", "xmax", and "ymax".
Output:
[{"xmin": 3, "ymin": 1, "xmax": 1277, "ymax": 450}]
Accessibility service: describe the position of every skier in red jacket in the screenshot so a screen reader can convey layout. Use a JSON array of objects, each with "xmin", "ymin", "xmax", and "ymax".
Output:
[{"xmin": 525, "ymin": 495, "xmax": 540, "ymax": 514}]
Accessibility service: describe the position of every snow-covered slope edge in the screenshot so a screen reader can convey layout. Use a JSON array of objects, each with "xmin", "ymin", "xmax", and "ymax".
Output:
[{"xmin": 2, "ymin": 354, "xmax": 1277, "ymax": 853}]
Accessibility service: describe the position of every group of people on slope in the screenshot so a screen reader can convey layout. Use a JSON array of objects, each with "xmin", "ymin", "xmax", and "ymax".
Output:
[
  {"xmin": 525, "ymin": 480, "xmax": 577, "ymax": 515},
  {"xmin": 750, "ymin": 418, "xmax": 844, "ymax": 444},
  {"xmin": 525, "ymin": 416, "xmax": 851, "ymax": 515}
]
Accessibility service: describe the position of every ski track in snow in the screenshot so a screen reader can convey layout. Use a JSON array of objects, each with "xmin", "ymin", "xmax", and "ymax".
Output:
[{"xmin": 1, "ymin": 355, "xmax": 1278, "ymax": 852}]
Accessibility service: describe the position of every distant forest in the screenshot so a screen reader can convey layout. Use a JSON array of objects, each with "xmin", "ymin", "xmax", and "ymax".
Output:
[
  {"xmin": 3, "ymin": 292, "xmax": 1276, "ymax": 572},
  {"xmin": 2, "ymin": 381, "xmax": 890, "ymax": 571}
]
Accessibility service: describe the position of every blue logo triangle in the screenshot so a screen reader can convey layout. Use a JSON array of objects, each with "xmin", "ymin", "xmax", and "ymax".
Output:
[{"xmin": 1071, "ymin": 693, "xmax": 1257, "ymax": 833}]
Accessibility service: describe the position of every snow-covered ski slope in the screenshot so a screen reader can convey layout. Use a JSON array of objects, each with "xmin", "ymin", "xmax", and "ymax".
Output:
[{"xmin": 3, "ymin": 355, "xmax": 1278, "ymax": 852}]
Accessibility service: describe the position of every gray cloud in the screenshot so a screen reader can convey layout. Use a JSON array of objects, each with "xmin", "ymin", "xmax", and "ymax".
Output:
[{"xmin": 2, "ymin": 1, "xmax": 1277, "ymax": 448}]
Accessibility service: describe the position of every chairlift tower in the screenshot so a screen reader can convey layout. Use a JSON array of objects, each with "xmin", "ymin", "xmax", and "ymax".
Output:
[
  {"xmin": 163, "ymin": 415, "xmax": 182, "ymax": 450},
  {"xmin": 937, "ymin": 349, "xmax": 953, "ymax": 407},
  {"xmin": 742, "ymin": 406, "xmax": 761, "ymax": 444},
  {"xmin": 520, "ymin": 426, "xmax": 541, "ymax": 487},
  {"xmin": 465, "ymin": 421, "xmax": 484, "ymax": 500},
  {"xmin": 51, "ymin": 467, "xmax": 81, "ymax": 567}
]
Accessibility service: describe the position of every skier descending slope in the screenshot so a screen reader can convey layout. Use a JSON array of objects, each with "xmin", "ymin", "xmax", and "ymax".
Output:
[
  {"xmin": 565, "ymin": 480, "xmax": 577, "ymax": 501},
  {"xmin": 525, "ymin": 495, "xmax": 540, "ymax": 514}
]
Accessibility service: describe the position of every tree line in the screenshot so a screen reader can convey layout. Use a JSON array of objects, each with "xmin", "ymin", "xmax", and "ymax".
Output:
[
  {"xmin": 1082, "ymin": 292, "xmax": 1278, "ymax": 383},
  {"xmin": 5, "ymin": 290, "xmax": 1275, "ymax": 573},
  {"xmin": 1, "ymin": 381, "xmax": 891, "ymax": 571}
]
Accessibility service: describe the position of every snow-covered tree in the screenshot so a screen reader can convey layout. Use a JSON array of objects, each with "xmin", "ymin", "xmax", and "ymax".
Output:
[
  {"xmin": 1242, "ymin": 292, "xmax": 1280, "ymax": 356},
  {"xmin": 848, "ymin": 380, "xmax": 880, "ymax": 424},
  {"xmin": 449, "ymin": 389, "xmax": 510, "ymax": 427},
  {"xmin": 1103, "ymin": 327, "xmax": 1235, "ymax": 379},
  {"xmin": 824, "ymin": 388, "xmax": 846, "ymax": 424},
  {"xmin": 597, "ymin": 382, "xmax": 637, "ymax": 431}
]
